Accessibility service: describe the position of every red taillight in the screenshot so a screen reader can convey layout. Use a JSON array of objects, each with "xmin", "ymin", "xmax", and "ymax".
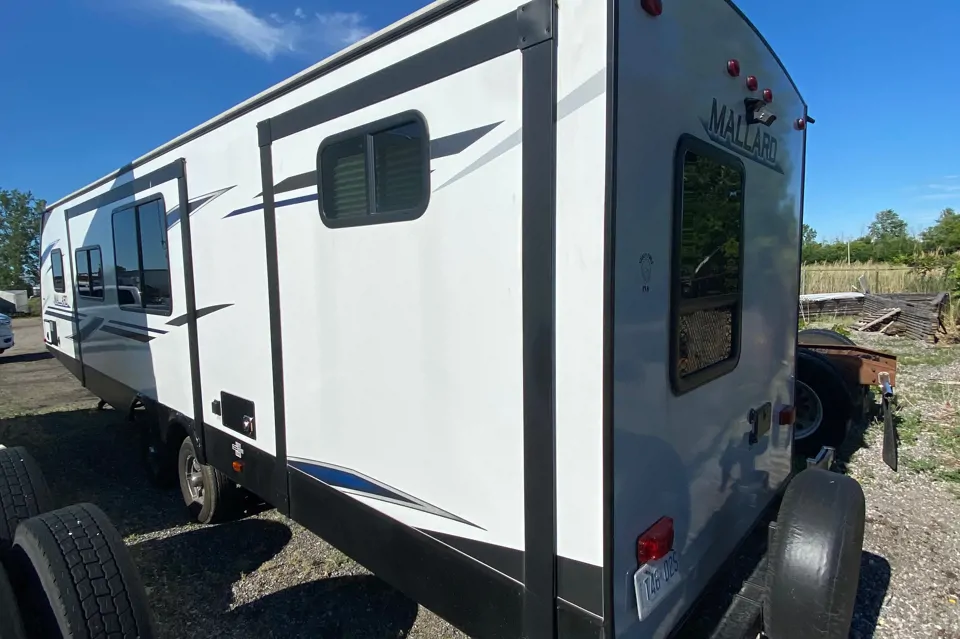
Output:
[
  {"xmin": 779, "ymin": 406, "xmax": 796, "ymax": 425},
  {"xmin": 640, "ymin": 0, "xmax": 663, "ymax": 16},
  {"xmin": 762, "ymin": 88, "xmax": 773, "ymax": 103},
  {"xmin": 794, "ymin": 117, "xmax": 806, "ymax": 130},
  {"xmin": 637, "ymin": 516, "xmax": 674, "ymax": 565},
  {"xmin": 726, "ymin": 59, "xmax": 740, "ymax": 77},
  {"xmin": 745, "ymin": 75, "xmax": 758, "ymax": 91}
]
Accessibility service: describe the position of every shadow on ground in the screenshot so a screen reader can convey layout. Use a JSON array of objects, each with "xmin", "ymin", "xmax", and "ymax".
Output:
[
  {"xmin": 0, "ymin": 408, "xmax": 421, "ymax": 639},
  {"xmin": 0, "ymin": 351, "xmax": 53, "ymax": 365},
  {"xmin": 850, "ymin": 551, "xmax": 892, "ymax": 639}
]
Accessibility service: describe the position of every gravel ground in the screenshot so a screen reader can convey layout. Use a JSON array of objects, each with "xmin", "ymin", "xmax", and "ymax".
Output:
[
  {"xmin": 0, "ymin": 318, "xmax": 465, "ymax": 639},
  {"xmin": 2, "ymin": 316, "xmax": 959, "ymax": 638}
]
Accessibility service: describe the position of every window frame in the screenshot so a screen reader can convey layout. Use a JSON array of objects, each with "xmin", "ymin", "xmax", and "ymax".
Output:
[
  {"xmin": 668, "ymin": 134, "xmax": 747, "ymax": 396},
  {"xmin": 75, "ymin": 245, "xmax": 105, "ymax": 301},
  {"xmin": 50, "ymin": 248, "xmax": 66, "ymax": 294},
  {"xmin": 110, "ymin": 194, "xmax": 174, "ymax": 317},
  {"xmin": 315, "ymin": 110, "xmax": 431, "ymax": 229}
]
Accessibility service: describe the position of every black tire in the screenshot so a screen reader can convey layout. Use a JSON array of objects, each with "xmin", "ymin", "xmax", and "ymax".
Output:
[
  {"xmin": 0, "ymin": 562, "xmax": 27, "ymax": 639},
  {"xmin": 0, "ymin": 446, "xmax": 54, "ymax": 551},
  {"xmin": 765, "ymin": 468, "xmax": 865, "ymax": 639},
  {"xmin": 793, "ymin": 350, "xmax": 852, "ymax": 458},
  {"xmin": 7, "ymin": 503, "xmax": 156, "ymax": 639},
  {"xmin": 177, "ymin": 436, "xmax": 238, "ymax": 524},
  {"xmin": 798, "ymin": 328, "xmax": 856, "ymax": 347}
]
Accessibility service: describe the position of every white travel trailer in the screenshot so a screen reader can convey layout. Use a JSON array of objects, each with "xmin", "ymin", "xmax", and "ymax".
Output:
[{"xmin": 40, "ymin": 1, "xmax": 869, "ymax": 637}]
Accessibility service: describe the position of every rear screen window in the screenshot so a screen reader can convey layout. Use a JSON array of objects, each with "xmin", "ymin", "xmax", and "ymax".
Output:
[{"xmin": 670, "ymin": 138, "xmax": 745, "ymax": 393}]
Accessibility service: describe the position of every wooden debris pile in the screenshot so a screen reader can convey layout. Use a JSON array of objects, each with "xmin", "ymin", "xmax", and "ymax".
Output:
[{"xmin": 852, "ymin": 292, "xmax": 949, "ymax": 342}]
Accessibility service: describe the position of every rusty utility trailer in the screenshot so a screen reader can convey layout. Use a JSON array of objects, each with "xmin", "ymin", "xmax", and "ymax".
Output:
[{"xmin": 796, "ymin": 328, "xmax": 899, "ymax": 471}]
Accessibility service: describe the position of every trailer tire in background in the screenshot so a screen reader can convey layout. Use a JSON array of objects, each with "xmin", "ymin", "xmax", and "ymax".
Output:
[
  {"xmin": 797, "ymin": 328, "xmax": 856, "ymax": 347},
  {"xmin": 7, "ymin": 503, "xmax": 156, "ymax": 639},
  {"xmin": 0, "ymin": 446, "xmax": 53, "ymax": 551},
  {"xmin": 765, "ymin": 468, "xmax": 865, "ymax": 639},
  {"xmin": 177, "ymin": 436, "xmax": 239, "ymax": 525},
  {"xmin": 793, "ymin": 350, "xmax": 852, "ymax": 457},
  {"xmin": 0, "ymin": 562, "xmax": 27, "ymax": 639},
  {"xmin": 139, "ymin": 418, "xmax": 178, "ymax": 489}
]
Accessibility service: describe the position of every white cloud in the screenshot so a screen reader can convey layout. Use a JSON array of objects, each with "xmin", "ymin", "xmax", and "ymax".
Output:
[{"xmin": 158, "ymin": 0, "xmax": 370, "ymax": 60}]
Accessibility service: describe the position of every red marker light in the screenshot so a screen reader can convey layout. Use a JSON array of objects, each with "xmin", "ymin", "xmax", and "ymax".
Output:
[
  {"xmin": 794, "ymin": 117, "xmax": 806, "ymax": 130},
  {"xmin": 746, "ymin": 75, "xmax": 758, "ymax": 91},
  {"xmin": 640, "ymin": 0, "xmax": 663, "ymax": 16},
  {"xmin": 637, "ymin": 516, "xmax": 675, "ymax": 565},
  {"xmin": 762, "ymin": 88, "xmax": 773, "ymax": 103},
  {"xmin": 726, "ymin": 59, "xmax": 740, "ymax": 77},
  {"xmin": 779, "ymin": 405, "xmax": 796, "ymax": 425}
]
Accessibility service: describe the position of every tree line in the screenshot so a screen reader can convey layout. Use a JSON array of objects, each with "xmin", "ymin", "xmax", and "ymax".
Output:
[{"xmin": 0, "ymin": 188, "xmax": 45, "ymax": 292}]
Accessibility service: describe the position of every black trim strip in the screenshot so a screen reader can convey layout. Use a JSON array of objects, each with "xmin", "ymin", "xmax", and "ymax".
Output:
[
  {"xmin": 258, "ymin": 122, "xmax": 291, "ymax": 516},
  {"xmin": 175, "ymin": 159, "xmax": 208, "ymax": 463},
  {"xmin": 64, "ymin": 161, "xmax": 184, "ymax": 219},
  {"xmin": 422, "ymin": 530, "xmax": 524, "ymax": 582},
  {"xmin": 44, "ymin": 310, "xmax": 77, "ymax": 323},
  {"xmin": 265, "ymin": 12, "xmax": 521, "ymax": 142},
  {"xmin": 99, "ymin": 324, "xmax": 154, "ymax": 343},
  {"xmin": 107, "ymin": 319, "xmax": 168, "ymax": 334},
  {"xmin": 288, "ymin": 466, "xmax": 522, "ymax": 639},
  {"xmin": 602, "ymin": 0, "xmax": 620, "ymax": 634},
  {"xmin": 519, "ymin": 1, "xmax": 558, "ymax": 636},
  {"xmin": 166, "ymin": 303, "xmax": 234, "ymax": 327},
  {"xmin": 46, "ymin": 345, "xmax": 83, "ymax": 380}
]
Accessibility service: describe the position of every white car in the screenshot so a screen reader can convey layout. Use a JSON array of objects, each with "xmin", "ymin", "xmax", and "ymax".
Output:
[{"xmin": 0, "ymin": 313, "xmax": 14, "ymax": 354}]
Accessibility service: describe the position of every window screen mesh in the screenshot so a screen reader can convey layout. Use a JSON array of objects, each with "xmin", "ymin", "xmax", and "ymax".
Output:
[{"xmin": 321, "ymin": 137, "xmax": 369, "ymax": 219}]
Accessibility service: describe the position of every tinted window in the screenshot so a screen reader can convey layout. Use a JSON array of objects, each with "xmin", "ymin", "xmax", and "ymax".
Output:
[
  {"xmin": 318, "ymin": 114, "xmax": 429, "ymax": 227},
  {"xmin": 76, "ymin": 248, "xmax": 104, "ymax": 300},
  {"xmin": 112, "ymin": 197, "xmax": 172, "ymax": 314},
  {"xmin": 113, "ymin": 207, "xmax": 141, "ymax": 309},
  {"xmin": 51, "ymin": 249, "xmax": 65, "ymax": 293},
  {"xmin": 671, "ymin": 142, "xmax": 744, "ymax": 392}
]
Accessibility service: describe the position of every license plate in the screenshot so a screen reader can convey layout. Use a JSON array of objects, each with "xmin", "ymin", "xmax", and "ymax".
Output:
[{"xmin": 633, "ymin": 550, "xmax": 682, "ymax": 621}]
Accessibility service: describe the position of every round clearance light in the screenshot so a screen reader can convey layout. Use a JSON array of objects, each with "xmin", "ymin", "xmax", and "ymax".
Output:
[
  {"xmin": 794, "ymin": 117, "xmax": 806, "ymax": 130},
  {"xmin": 726, "ymin": 59, "xmax": 740, "ymax": 77},
  {"xmin": 640, "ymin": 0, "xmax": 663, "ymax": 17},
  {"xmin": 763, "ymin": 88, "xmax": 773, "ymax": 103},
  {"xmin": 746, "ymin": 75, "xmax": 758, "ymax": 91}
]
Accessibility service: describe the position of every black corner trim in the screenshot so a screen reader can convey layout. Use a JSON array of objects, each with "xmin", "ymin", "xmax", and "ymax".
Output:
[
  {"xmin": 65, "ymin": 160, "xmax": 184, "ymax": 220},
  {"xmin": 602, "ymin": 0, "xmax": 620, "ymax": 634},
  {"xmin": 520, "ymin": 0, "xmax": 559, "ymax": 636},
  {"xmin": 517, "ymin": 0, "xmax": 555, "ymax": 50},
  {"xmin": 258, "ymin": 141, "xmax": 290, "ymax": 515},
  {"xmin": 288, "ymin": 467, "xmax": 522, "ymax": 639},
  {"xmin": 421, "ymin": 529, "xmax": 524, "ymax": 583},
  {"xmin": 557, "ymin": 556, "xmax": 604, "ymax": 618}
]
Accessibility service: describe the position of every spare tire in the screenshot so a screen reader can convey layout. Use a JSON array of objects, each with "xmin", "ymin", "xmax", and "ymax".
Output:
[
  {"xmin": 765, "ymin": 468, "xmax": 865, "ymax": 639},
  {"xmin": 794, "ymin": 350, "xmax": 852, "ymax": 457},
  {"xmin": 0, "ymin": 446, "xmax": 53, "ymax": 551},
  {"xmin": 7, "ymin": 503, "xmax": 156, "ymax": 639},
  {"xmin": 0, "ymin": 561, "xmax": 27, "ymax": 639}
]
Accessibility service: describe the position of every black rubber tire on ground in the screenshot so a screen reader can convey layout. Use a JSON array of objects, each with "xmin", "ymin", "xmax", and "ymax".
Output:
[
  {"xmin": 793, "ymin": 350, "xmax": 852, "ymax": 458},
  {"xmin": 7, "ymin": 502, "xmax": 156, "ymax": 639},
  {"xmin": 0, "ymin": 562, "xmax": 27, "ymax": 639},
  {"xmin": 177, "ymin": 436, "xmax": 238, "ymax": 525},
  {"xmin": 0, "ymin": 446, "xmax": 54, "ymax": 551},
  {"xmin": 765, "ymin": 467, "xmax": 865, "ymax": 639},
  {"xmin": 797, "ymin": 327, "xmax": 857, "ymax": 347}
]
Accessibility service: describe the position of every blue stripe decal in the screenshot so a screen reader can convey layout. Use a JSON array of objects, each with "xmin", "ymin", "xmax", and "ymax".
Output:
[
  {"xmin": 288, "ymin": 458, "xmax": 483, "ymax": 530},
  {"xmin": 224, "ymin": 193, "xmax": 318, "ymax": 219}
]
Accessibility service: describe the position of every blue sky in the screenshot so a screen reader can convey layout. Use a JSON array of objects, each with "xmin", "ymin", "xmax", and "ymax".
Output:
[{"xmin": 1, "ymin": 0, "xmax": 958, "ymax": 241}]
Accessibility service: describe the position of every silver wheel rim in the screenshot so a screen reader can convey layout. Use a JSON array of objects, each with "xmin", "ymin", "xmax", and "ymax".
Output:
[{"xmin": 794, "ymin": 379, "xmax": 823, "ymax": 440}]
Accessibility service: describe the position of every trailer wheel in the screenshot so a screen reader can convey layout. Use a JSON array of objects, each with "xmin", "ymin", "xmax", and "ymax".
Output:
[
  {"xmin": 765, "ymin": 468, "xmax": 865, "ymax": 639},
  {"xmin": 139, "ymin": 422, "xmax": 177, "ymax": 489},
  {"xmin": 0, "ymin": 562, "xmax": 27, "ymax": 639},
  {"xmin": 7, "ymin": 503, "xmax": 156, "ymax": 639},
  {"xmin": 177, "ymin": 436, "xmax": 238, "ymax": 524},
  {"xmin": 797, "ymin": 328, "xmax": 856, "ymax": 347},
  {"xmin": 0, "ymin": 446, "xmax": 53, "ymax": 551},
  {"xmin": 793, "ymin": 351, "xmax": 851, "ymax": 457}
]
